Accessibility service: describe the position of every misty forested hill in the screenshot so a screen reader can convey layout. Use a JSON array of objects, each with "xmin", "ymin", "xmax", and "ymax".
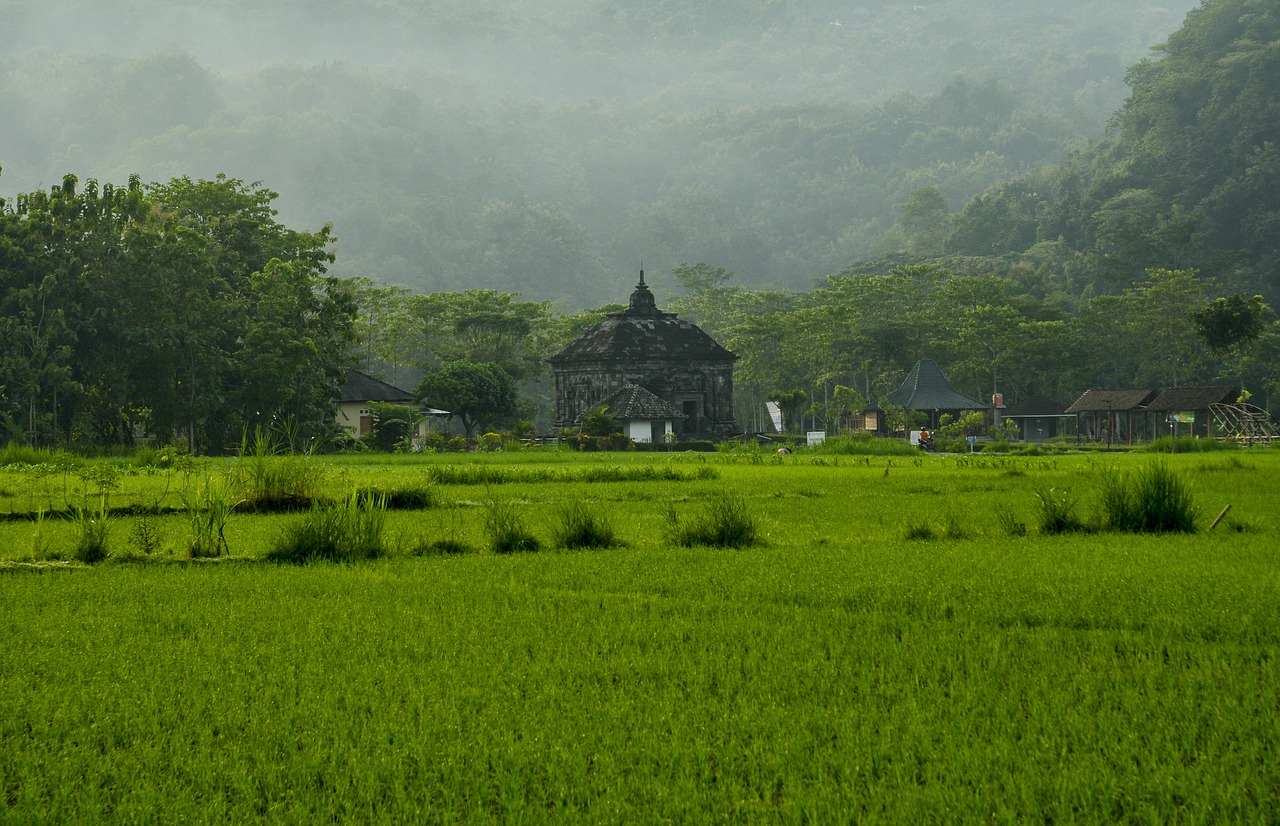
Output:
[
  {"xmin": 1, "ymin": 0, "xmax": 1197, "ymax": 304},
  {"xmin": 932, "ymin": 0, "xmax": 1280, "ymax": 304}
]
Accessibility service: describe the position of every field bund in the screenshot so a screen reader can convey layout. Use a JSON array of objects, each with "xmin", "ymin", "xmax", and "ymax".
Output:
[{"xmin": 1, "ymin": 449, "xmax": 1278, "ymax": 821}]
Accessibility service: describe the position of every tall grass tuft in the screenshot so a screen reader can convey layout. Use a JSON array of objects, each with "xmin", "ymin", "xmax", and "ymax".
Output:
[
  {"xmin": 231, "ymin": 427, "xmax": 324, "ymax": 512},
  {"xmin": 1131, "ymin": 460, "xmax": 1199, "ymax": 533},
  {"xmin": 70, "ymin": 498, "xmax": 112, "ymax": 563},
  {"xmin": 267, "ymin": 490, "xmax": 389, "ymax": 564},
  {"xmin": 553, "ymin": 501, "xmax": 618, "ymax": 550},
  {"xmin": 483, "ymin": 499, "xmax": 541, "ymax": 554},
  {"xmin": 1095, "ymin": 461, "xmax": 1198, "ymax": 533},
  {"xmin": 1095, "ymin": 465, "xmax": 1140, "ymax": 532},
  {"xmin": 1033, "ymin": 486, "xmax": 1085, "ymax": 534},
  {"xmin": 358, "ymin": 483, "xmax": 435, "ymax": 510},
  {"xmin": 662, "ymin": 495, "xmax": 759, "ymax": 548},
  {"xmin": 186, "ymin": 475, "xmax": 234, "ymax": 559}
]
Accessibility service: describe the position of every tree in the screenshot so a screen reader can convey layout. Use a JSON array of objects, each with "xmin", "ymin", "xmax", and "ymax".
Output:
[
  {"xmin": 767, "ymin": 389, "xmax": 808, "ymax": 433},
  {"xmin": 1192, "ymin": 293, "xmax": 1272, "ymax": 391},
  {"xmin": 416, "ymin": 362, "xmax": 517, "ymax": 440}
]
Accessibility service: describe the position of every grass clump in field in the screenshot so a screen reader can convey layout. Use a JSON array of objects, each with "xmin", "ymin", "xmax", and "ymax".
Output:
[
  {"xmin": 483, "ymin": 499, "xmax": 541, "ymax": 553},
  {"xmin": 185, "ymin": 475, "xmax": 233, "ymax": 559},
  {"xmin": 267, "ymin": 491, "xmax": 388, "ymax": 563},
  {"xmin": 662, "ymin": 495, "xmax": 759, "ymax": 548},
  {"xmin": 231, "ymin": 428, "xmax": 324, "ymax": 512},
  {"xmin": 1096, "ymin": 460, "xmax": 1198, "ymax": 533},
  {"xmin": 1034, "ymin": 486, "xmax": 1086, "ymax": 534},
  {"xmin": 553, "ymin": 501, "xmax": 618, "ymax": 549},
  {"xmin": 358, "ymin": 482, "xmax": 435, "ymax": 510},
  {"xmin": 70, "ymin": 499, "xmax": 112, "ymax": 563}
]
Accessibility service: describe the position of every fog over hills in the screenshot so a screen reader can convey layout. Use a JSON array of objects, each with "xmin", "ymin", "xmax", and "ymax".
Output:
[{"xmin": 1, "ymin": 0, "xmax": 1200, "ymax": 305}]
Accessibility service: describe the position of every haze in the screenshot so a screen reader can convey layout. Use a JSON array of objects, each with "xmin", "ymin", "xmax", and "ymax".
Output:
[{"xmin": 0, "ymin": 0, "xmax": 1200, "ymax": 305}]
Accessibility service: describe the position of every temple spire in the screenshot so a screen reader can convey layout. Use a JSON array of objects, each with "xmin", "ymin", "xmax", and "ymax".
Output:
[{"xmin": 627, "ymin": 264, "xmax": 658, "ymax": 315}]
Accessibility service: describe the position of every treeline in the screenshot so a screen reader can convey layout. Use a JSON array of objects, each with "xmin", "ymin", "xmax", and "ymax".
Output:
[{"xmin": 2, "ymin": 170, "xmax": 1272, "ymax": 450}]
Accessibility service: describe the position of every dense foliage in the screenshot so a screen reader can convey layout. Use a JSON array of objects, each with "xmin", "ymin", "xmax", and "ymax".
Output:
[
  {"xmin": 0, "ymin": 174, "xmax": 356, "ymax": 451},
  {"xmin": 935, "ymin": 0, "xmax": 1280, "ymax": 303}
]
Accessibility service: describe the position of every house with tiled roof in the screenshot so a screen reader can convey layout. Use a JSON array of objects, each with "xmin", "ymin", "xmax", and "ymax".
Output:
[
  {"xmin": 336, "ymin": 368, "xmax": 447, "ymax": 442},
  {"xmin": 549, "ymin": 271, "xmax": 737, "ymax": 438}
]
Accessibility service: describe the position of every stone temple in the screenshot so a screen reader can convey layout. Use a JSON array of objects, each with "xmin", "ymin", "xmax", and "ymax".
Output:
[{"xmin": 549, "ymin": 271, "xmax": 737, "ymax": 440}]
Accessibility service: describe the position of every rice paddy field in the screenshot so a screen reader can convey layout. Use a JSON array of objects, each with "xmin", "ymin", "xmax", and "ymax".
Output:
[{"xmin": 1, "ymin": 445, "xmax": 1278, "ymax": 822}]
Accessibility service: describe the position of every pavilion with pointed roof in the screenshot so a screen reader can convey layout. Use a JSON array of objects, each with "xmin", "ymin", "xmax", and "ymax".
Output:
[
  {"xmin": 549, "ymin": 270, "xmax": 737, "ymax": 438},
  {"xmin": 885, "ymin": 358, "xmax": 987, "ymax": 428}
]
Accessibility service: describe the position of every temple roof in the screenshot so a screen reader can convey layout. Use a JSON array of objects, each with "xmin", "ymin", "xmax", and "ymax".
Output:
[
  {"xmin": 885, "ymin": 359, "xmax": 985, "ymax": 411},
  {"xmin": 597, "ymin": 384, "xmax": 685, "ymax": 421},
  {"xmin": 549, "ymin": 271, "xmax": 736, "ymax": 365}
]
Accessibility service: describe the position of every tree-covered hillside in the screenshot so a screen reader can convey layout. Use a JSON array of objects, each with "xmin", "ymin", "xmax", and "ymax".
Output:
[
  {"xmin": 0, "ymin": 0, "xmax": 1196, "ymax": 305},
  {"xmin": 936, "ymin": 0, "xmax": 1280, "ymax": 303}
]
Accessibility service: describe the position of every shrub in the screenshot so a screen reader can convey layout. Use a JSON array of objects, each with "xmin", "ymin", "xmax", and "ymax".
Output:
[
  {"xmin": 267, "ymin": 491, "xmax": 388, "ymax": 563},
  {"xmin": 553, "ymin": 502, "xmax": 618, "ymax": 549},
  {"xmin": 663, "ymin": 496, "xmax": 759, "ymax": 548},
  {"xmin": 483, "ymin": 500, "xmax": 541, "ymax": 554}
]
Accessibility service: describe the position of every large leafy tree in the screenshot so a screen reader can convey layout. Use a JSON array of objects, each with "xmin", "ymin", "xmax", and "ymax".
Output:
[{"xmin": 416, "ymin": 361, "xmax": 517, "ymax": 440}]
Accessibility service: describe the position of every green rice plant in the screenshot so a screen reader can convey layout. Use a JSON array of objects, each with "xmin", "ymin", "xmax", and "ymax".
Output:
[
  {"xmin": 358, "ymin": 482, "xmax": 435, "ymax": 510},
  {"xmin": 408, "ymin": 506, "xmax": 473, "ymax": 555},
  {"xmin": 552, "ymin": 501, "xmax": 618, "ymax": 549},
  {"xmin": 1145, "ymin": 436, "xmax": 1237, "ymax": 453},
  {"xmin": 427, "ymin": 465, "xmax": 513, "ymax": 486},
  {"xmin": 69, "ymin": 498, "xmax": 112, "ymax": 563},
  {"xmin": 28, "ymin": 507, "xmax": 56, "ymax": 560},
  {"xmin": 662, "ymin": 495, "xmax": 759, "ymax": 548},
  {"xmin": 1095, "ymin": 461, "xmax": 1199, "ymax": 534},
  {"xmin": 1033, "ymin": 485, "xmax": 1086, "ymax": 534},
  {"xmin": 939, "ymin": 510, "xmax": 972, "ymax": 540},
  {"xmin": 268, "ymin": 491, "xmax": 388, "ymax": 563},
  {"xmin": 482, "ymin": 499, "xmax": 541, "ymax": 554},
  {"xmin": 185, "ymin": 474, "xmax": 233, "ymax": 559}
]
